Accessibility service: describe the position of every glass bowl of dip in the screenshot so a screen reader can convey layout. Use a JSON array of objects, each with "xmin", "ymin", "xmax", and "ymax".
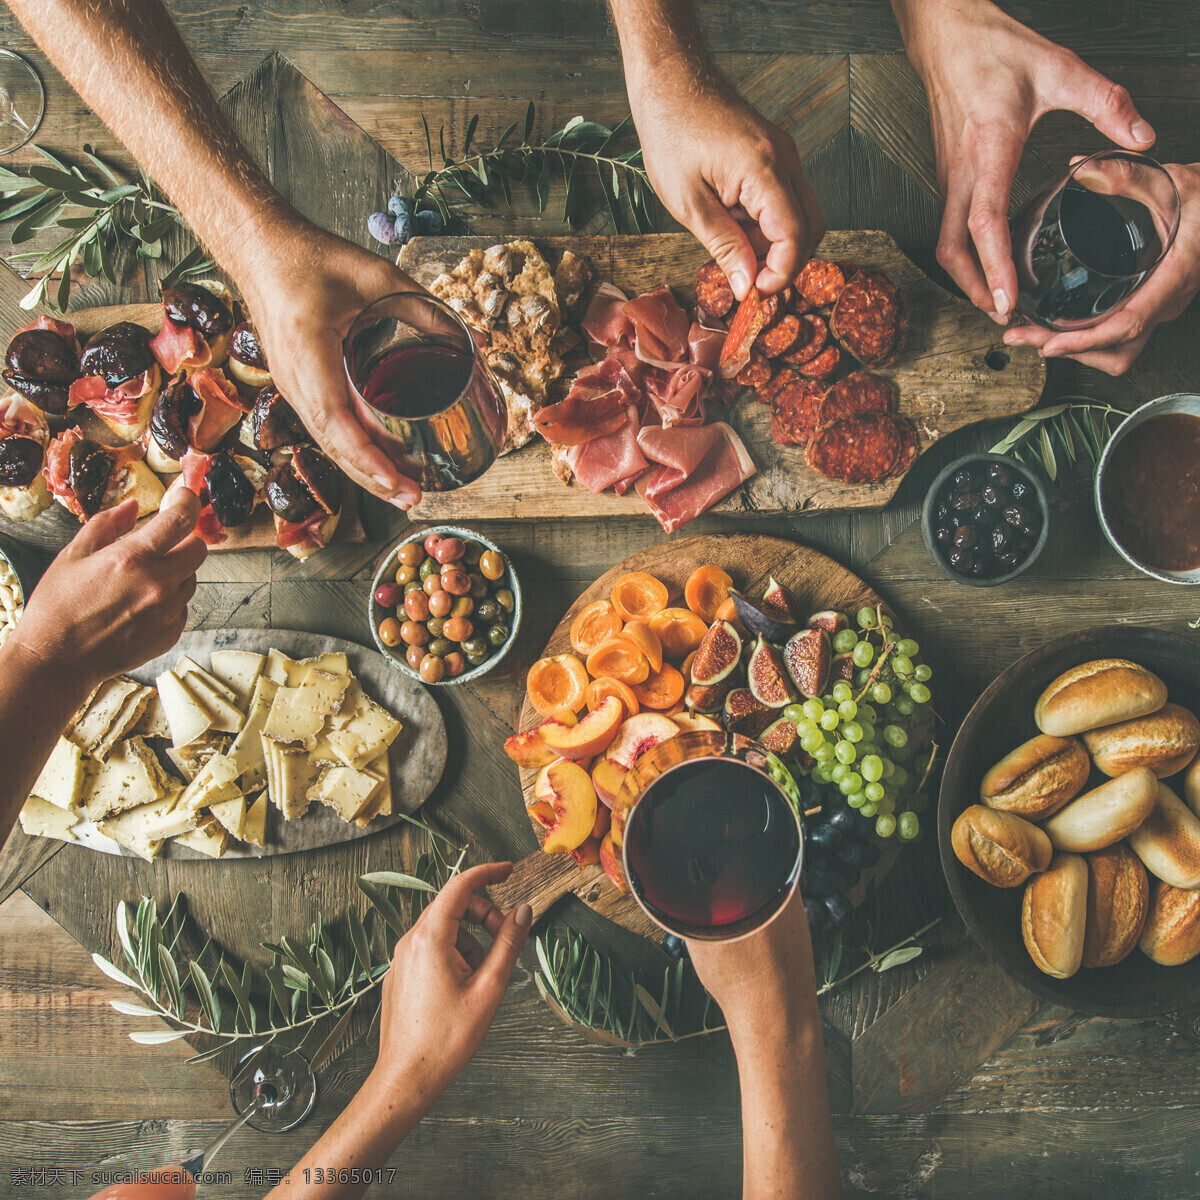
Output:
[{"xmin": 1095, "ymin": 393, "xmax": 1200, "ymax": 584}]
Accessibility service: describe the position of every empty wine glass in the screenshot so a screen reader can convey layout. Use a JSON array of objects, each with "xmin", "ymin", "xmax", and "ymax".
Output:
[{"xmin": 0, "ymin": 49, "xmax": 45, "ymax": 156}]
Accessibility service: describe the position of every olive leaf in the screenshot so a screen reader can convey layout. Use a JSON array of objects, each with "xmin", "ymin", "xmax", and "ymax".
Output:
[
  {"xmin": 990, "ymin": 399, "xmax": 1128, "ymax": 485},
  {"xmin": 874, "ymin": 946, "xmax": 924, "ymax": 972}
]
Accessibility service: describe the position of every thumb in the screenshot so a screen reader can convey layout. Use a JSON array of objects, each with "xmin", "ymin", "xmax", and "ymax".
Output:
[
  {"xmin": 123, "ymin": 486, "xmax": 201, "ymax": 556},
  {"xmin": 474, "ymin": 903, "xmax": 532, "ymax": 998},
  {"xmin": 1062, "ymin": 68, "xmax": 1154, "ymax": 150},
  {"xmin": 68, "ymin": 498, "xmax": 139, "ymax": 556},
  {"xmin": 688, "ymin": 191, "xmax": 760, "ymax": 302}
]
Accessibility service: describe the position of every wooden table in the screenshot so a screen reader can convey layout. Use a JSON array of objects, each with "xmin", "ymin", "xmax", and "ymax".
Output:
[{"xmin": 3, "ymin": 4, "xmax": 1200, "ymax": 1196}]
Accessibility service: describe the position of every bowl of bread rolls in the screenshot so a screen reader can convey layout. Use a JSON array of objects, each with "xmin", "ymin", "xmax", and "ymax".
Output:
[{"xmin": 939, "ymin": 626, "xmax": 1200, "ymax": 1016}]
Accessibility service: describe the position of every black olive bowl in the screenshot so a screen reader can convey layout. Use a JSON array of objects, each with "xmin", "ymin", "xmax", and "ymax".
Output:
[
  {"xmin": 938, "ymin": 625, "xmax": 1200, "ymax": 1018},
  {"xmin": 369, "ymin": 526, "xmax": 522, "ymax": 687},
  {"xmin": 921, "ymin": 452, "xmax": 1050, "ymax": 588}
]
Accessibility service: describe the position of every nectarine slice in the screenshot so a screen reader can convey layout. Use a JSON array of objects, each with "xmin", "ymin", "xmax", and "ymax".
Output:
[
  {"xmin": 605, "ymin": 712, "xmax": 680, "ymax": 770},
  {"xmin": 540, "ymin": 760, "xmax": 599, "ymax": 854},
  {"xmin": 528, "ymin": 799, "xmax": 555, "ymax": 829},
  {"xmin": 570, "ymin": 600, "xmax": 622, "ymax": 656},
  {"xmin": 649, "ymin": 607, "xmax": 709, "ymax": 661},
  {"xmin": 684, "ymin": 564, "xmax": 733, "ymax": 623},
  {"xmin": 591, "ymin": 757, "xmax": 628, "ymax": 809},
  {"xmin": 587, "ymin": 676, "xmax": 639, "ymax": 721},
  {"xmin": 539, "ymin": 695, "xmax": 623, "ymax": 761},
  {"xmin": 570, "ymin": 836, "xmax": 602, "ymax": 867},
  {"xmin": 599, "ymin": 831, "xmax": 627, "ymax": 892},
  {"xmin": 673, "ymin": 713, "xmax": 722, "ymax": 734},
  {"xmin": 611, "ymin": 572, "xmax": 669, "ymax": 623},
  {"xmin": 527, "ymin": 654, "xmax": 589, "ymax": 717},
  {"xmin": 586, "ymin": 637, "xmax": 650, "ymax": 685},
  {"xmin": 591, "ymin": 803, "xmax": 612, "ymax": 841}
]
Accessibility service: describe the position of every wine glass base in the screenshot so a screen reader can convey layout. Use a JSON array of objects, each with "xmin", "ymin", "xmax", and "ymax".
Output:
[
  {"xmin": 230, "ymin": 1045, "xmax": 317, "ymax": 1133},
  {"xmin": 0, "ymin": 49, "xmax": 45, "ymax": 156}
]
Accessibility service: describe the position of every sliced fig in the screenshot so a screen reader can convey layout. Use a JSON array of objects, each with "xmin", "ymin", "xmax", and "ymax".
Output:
[
  {"xmin": 80, "ymin": 322, "xmax": 155, "ymax": 385},
  {"xmin": 162, "ymin": 281, "xmax": 234, "ymax": 337},
  {"xmin": 205, "ymin": 450, "xmax": 256, "ymax": 528},
  {"xmin": 0, "ymin": 436, "xmax": 44, "ymax": 487},
  {"xmin": 68, "ymin": 438, "xmax": 113, "ymax": 518},
  {"xmin": 292, "ymin": 445, "xmax": 342, "ymax": 515},
  {"xmin": 758, "ymin": 716, "xmax": 799, "ymax": 759},
  {"xmin": 4, "ymin": 328, "xmax": 79, "ymax": 415},
  {"xmin": 251, "ymin": 385, "xmax": 308, "ymax": 452},
  {"xmin": 830, "ymin": 651, "xmax": 855, "ymax": 683},
  {"xmin": 808, "ymin": 609, "xmax": 849, "ymax": 635},
  {"xmin": 150, "ymin": 376, "xmax": 202, "ymax": 461},
  {"xmin": 685, "ymin": 677, "xmax": 733, "ymax": 714},
  {"xmin": 229, "ymin": 322, "xmax": 267, "ymax": 370},
  {"xmin": 264, "ymin": 461, "xmax": 317, "ymax": 522},
  {"xmin": 689, "ymin": 619, "xmax": 742, "ymax": 687},
  {"xmin": 723, "ymin": 687, "xmax": 776, "ymax": 737},
  {"xmin": 747, "ymin": 635, "xmax": 798, "ymax": 708},
  {"xmin": 761, "ymin": 576, "xmax": 803, "ymax": 626},
  {"xmin": 729, "ymin": 587, "xmax": 798, "ymax": 642},
  {"xmin": 783, "ymin": 627, "xmax": 830, "ymax": 699}
]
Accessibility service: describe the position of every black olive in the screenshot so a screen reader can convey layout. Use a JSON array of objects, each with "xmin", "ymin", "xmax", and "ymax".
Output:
[
  {"xmin": 990, "ymin": 524, "xmax": 1011, "ymax": 552},
  {"xmin": 3, "ymin": 329, "xmax": 79, "ymax": 415},
  {"xmin": 162, "ymin": 282, "xmax": 234, "ymax": 338},
  {"xmin": 934, "ymin": 502, "xmax": 950, "ymax": 523},
  {"xmin": 986, "ymin": 462, "xmax": 1012, "ymax": 487},
  {"xmin": 981, "ymin": 484, "xmax": 1002, "ymax": 507},
  {"xmin": 291, "ymin": 445, "xmax": 343, "ymax": 515},
  {"xmin": 79, "ymin": 322, "xmax": 156, "ymax": 386},
  {"xmin": 968, "ymin": 558, "xmax": 988, "ymax": 577},
  {"xmin": 1020, "ymin": 520, "xmax": 1041, "ymax": 539},
  {"xmin": 68, "ymin": 438, "xmax": 113, "ymax": 517},
  {"xmin": 951, "ymin": 467, "xmax": 975, "ymax": 492},
  {"xmin": 0, "ymin": 435, "xmax": 44, "ymax": 486},
  {"xmin": 934, "ymin": 525, "xmax": 953, "ymax": 546},
  {"xmin": 996, "ymin": 549, "xmax": 1020, "ymax": 568},
  {"xmin": 1004, "ymin": 504, "xmax": 1033, "ymax": 529},
  {"xmin": 205, "ymin": 451, "xmax": 256, "ymax": 528},
  {"xmin": 953, "ymin": 525, "xmax": 977, "ymax": 549},
  {"xmin": 951, "ymin": 490, "xmax": 980, "ymax": 512},
  {"xmin": 1009, "ymin": 480, "xmax": 1029, "ymax": 501},
  {"xmin": 251, "ymin": 385, "xmax": 308, "ymax": 452},
  {"xmin": 264, "ymin": 461, "xmax": 318, "ymax": 523},
  {"xmin": 149, "ymin": 376, "xmax": 202, "ymax": 461},
  {"xmin": 228, "ymin": 321, "xmax": 267, "ymax": 370},
  {"xmin": 948, "ymin": 548, "xmax": 974, "ymax": 573}
]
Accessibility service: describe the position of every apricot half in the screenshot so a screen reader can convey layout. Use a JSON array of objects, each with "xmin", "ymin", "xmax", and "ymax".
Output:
[
  {"xmin": 540, "ymin": 759, "xmax": 599, "ymax": 854},
  {"xmin": 539, "ymin": 695, "xmax": 623, "ymax": 762}
]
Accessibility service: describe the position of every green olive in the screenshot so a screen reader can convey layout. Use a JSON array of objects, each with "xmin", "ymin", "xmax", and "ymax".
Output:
[
  {"xmin": 469, "ymin": 573, "xmax": 488, "ymax": 599},
  {"xmin": 487, "ymin": 623, "xmax": 510, "ymax": 647},
  {"xmin": 404, "ymin": 579, "xmax": 424, "ymax": 596},
  {"xmin": 461, "ymin": 635, "xmax": 488, "ymax": 657},
  {"xmin": 462, "ymin": 540, "xmax": 484, "ymax": 567},
  {"xmin": 426, "ymin": 616, "xmax": 446, "ymax": 638},
  {"xmin": 476, "ymin": 598, "xmax": 500, "ymax": 623},
  {"xmin": 466, "ymin": 651, "xmax": 488, "ymax": 668},
  {"xmin": 494, "ymin": 587, "xmax": 515, "ymax": 613},
  {"xmin": 418, "ymin": 556, "xmax": 439, "ymax": 581},
  {"xmin": 428, "ymin": 637, "xmax": 454, "ymax": 658}
]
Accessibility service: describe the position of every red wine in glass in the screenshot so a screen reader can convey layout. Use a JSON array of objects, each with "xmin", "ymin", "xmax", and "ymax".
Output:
[
  {"xmin": 623, "ymin": 757, "xmax": 802, "ymax": 940},
  {"xmin": 359, "ymin": 343, "xmax": 475, "ymax": 419}
]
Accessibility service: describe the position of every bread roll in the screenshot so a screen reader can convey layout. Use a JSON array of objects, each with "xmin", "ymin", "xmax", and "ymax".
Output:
[
  {"xmin": 1082, "ymin": 703, "xmax": 1200, "ymax": 779},
  {"xmin": 1139, "ymin": 882, "xmax": 1200, "ymax": 966},
  {"xmin": 1021, "ymin": 852, "xmax": 1088, "ymax": 978},
  {"xmin": 980, "ymin": 734, "xmax": 1090, "ymax": 819},
  {"xmin": 952, "ymin": 805, "xmax": 1053, "ymax": 887},
  {"xmin": 1040, "ymin": 767, "xmax": 1158, "ymax": 852},
  {"xmin": 1082, "ymin": 844, "xmax": 1148, "ymax": 968},
  {"xmin": 1127, "ymin": 781, "xmax": 1200, "ymax": 889},
  {"xmin": 1035, "ymin": 659, "xmax": 1167, "ymax": 737},
  {"xmin": 1182, "ymin": 752, "xmax": 1200, "ymax": 815}
]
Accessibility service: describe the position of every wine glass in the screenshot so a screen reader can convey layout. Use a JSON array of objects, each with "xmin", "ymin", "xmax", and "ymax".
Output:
[
  {"xmin": 343, "ymin": 292, "xmax": 507, "ymax": 493},
  {"xmin": 0, "ymin": 49, "xmax": 45, "ymax": 156},
  {"xmin": 613, "ymin": 730, "xmax": 804, "ymax": 942},
  {"xmin": 1009, "ymin": 150, "xmax": 1181, "ymax": 331}
]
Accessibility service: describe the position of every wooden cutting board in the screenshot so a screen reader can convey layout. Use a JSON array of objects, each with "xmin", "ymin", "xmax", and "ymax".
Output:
[
  {"xmin": 402, "ymin": 231, "xmax": 1047, "ymax": 523},
  {"xmin": 0, "ymin": 302, "xmax": 364, "ymax": 555},
  {"xmin": 488, "ymin": 533, "xmax": 906, "ymax": 940}
]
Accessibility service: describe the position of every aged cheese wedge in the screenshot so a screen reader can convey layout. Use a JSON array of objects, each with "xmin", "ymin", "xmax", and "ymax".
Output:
[
  {"xmin": 263, "ymin": 649, "xmax": 295, "ymax": 685},
  {"xmin": 209, "ymin": 794, "xmax": 247, "ymax": 840},
  {"xmin": 262, "ymin": 736, "xmax": 316, "ymax": 819},
  {"xmin": 91, "ymin": 686, "xmax": 153, "ymax": 763},
  {"xmin": 178, "ymin": 753, "xmax": 241, "ymax": 812},
  {"xmin": 99, "ymin": 790, "xmax": 195, "ymax": 860},
  {"xmin": 310, "ymin": 738, "xmax": 340, "ymax": 763},
  {"xmin": 176, "ymin": 656, "xmax": 239, "ymax": 705},
  {"xmin": 19, "ymin": 795, "xmax": 78, "ymax": 843},
  {"xmin": 294, "ymin": 669, "xmax": 350, "ymax": 717},
  {"xmin": 180, "ymin": 672, "xmax": 245, "ymax": 735},
  {"xmin": 132, "ymin": 689, "xmax": 172, "ymax": 738},
  {"xmin": 31, "ymin": 737, "xmax": 86, "ymax": 811},
  {"xmin": 173, "ymin": 733, "xmax": 234, "ymax": 779},
  {"xmin": 354, "ymin": 755, "xmax": 393, "ymax": 827},
  {"xmin": 307, "ymin": 765, "xmax": 381, "ymax": 823},
  {"xmin": 165, "ymin": 746, "xmax": 194, "ymax": 782},
  {"xmin": 209, "ymin": 650, "xmax": 265, "ymax": 708},
  {"xmin": 242, "ymin": 791, "xmax": 268, "ymax": 848},
  {"xmin": 157, "ymin": 671, "xmax": 213, "ymax": 748},
  {"xmin": 324, "ymin": 681, "xmax": 401, "ymax": 770},
  {"xmin": 175, "ymin": 819, "xmax": 230, "ymax": 858},
  {"xmin": 67, "ymin": 677, "xmax": 142, "ymax": 758},
  {"xmin": 80, "ymin": 737, "xmax": 173, "ymax": 821},
  {"xmin": 228, "ymin": 676, "xmax": 279, "ymax": 785},
  {"xmin": 262, "ymin": 686, "xmax": 325, "ymax": 750},
  {"xmin": 284, "ymin": 653, "xmax": 349, "ymax": 688}
]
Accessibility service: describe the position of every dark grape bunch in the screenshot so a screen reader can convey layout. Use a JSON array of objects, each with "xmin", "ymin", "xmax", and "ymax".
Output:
[{"xmin": 932, "ymin": 460, "xmax": 1041, "ymax": 579}]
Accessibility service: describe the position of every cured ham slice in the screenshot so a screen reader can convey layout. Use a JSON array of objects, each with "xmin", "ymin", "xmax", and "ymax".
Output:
[
  {"xmin": 17, "ymin": 315, "xmax": 79, "ymax": 347},
  {"xmin": 178, "ymin": 449, "xmax": 226, "ymax": 544},
  {"xmin": 565, "ymin": 406, "xmax": 648, "ymax": 494},
  {"xmin": 276, "ymin": 508, "xmax": 329, "ymax": 550},
  {"xmin": 151, "ymin": 317, "xmax": 209, "ymax": 375},
  {"xmin": 1, "ymin": 393, "xmax": 48, "ymax": 442},
  {"xmin": 624, "ymin": 285, "xmax": 690, "ymax": 369},
  {"xmin": 187, "ymin": 369, "xmax": 246, "ymax": 452},
  {"xmin": 644, "ymin": 365, "xmax": 709, "ymax": 428},
  {"xmin": 635, "ymin": 422, "xmax": 756, "ymax": 533},
  {"xmin": 43, "ymin": 427, "xmax": 143, "ymax": 520},
  {"xmin": 581, "ymin": 282, "xmax": 633, "ymax": 351},
  {"xmin": 532, "ymin": 379, "xmax": 628, "ymax": 446},
  {"xmin": 67, "ymin": 369, "xmax": 155, "ymax": 425},
  {"xmin": 687, "ymin": 319, "xmax": 726, "ymax": 373}
]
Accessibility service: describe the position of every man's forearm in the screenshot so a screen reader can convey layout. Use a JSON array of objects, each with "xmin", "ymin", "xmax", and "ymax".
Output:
[
  {"xmin": 6, "ymin": 0, "xmax": 295, "ymax": 283},
  {"xmin": 607, "ymin": 0, "xmax": 721, "ymax": 95}
]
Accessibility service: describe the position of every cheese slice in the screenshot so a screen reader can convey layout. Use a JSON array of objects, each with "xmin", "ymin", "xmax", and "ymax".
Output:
[
  {"xmin": 262, "ymin": 686, "xmax": 325, "ymax": 750},
  {"xmin": 209, "ymin": 650, "xmax": 265, "ymax": 708},
  {"xmin": 180, "ymin": 672, "xmax": 245, "ymax": 735},
  {"xmin": 165, "ymin": 746, "xmax": 194, "ymax": 782},
  {"xmin": 80, "ymin": 737, "xmax": 172, "ymax": 821},
  {"xmin": 262, "ymin": 737, "xmax": 316, "ymax": 819},
  {"xmin": 31, "ymin": 737, "xmax": 86, "ymax": 811},
  {"xmin": 324, "ymin": 682, "xmax": 402, "ymax": 770},
  {"xmin": 19, "ymin": 795, "xmax": 78, "ymax": 842},
  {"xmin": 208, "ymin": 794, "xmax": 247, "ymax": 840},
  {"xmin": 67, "ymin": 677, "xmax": 141, "ymax": 758},
  {"xmin": 263, "ymin": 649, "xmax": 295, "ymax": 685},
  {"xmin": 284, "ymin": 653, "xmax": 349, "ymax": 688},
  {"xmin": 307, "ymin": 765, "xmax": 381, "ymax": 823},
  {"xmin": 228, "ymin": 675, "xmax": 279, "ymax": 785},
  {"xmin": 176, "ymin": 656, "xmax": 239, "ymax": 705},
  {"xmin": 242, "ymin": 791, "xmax": 268, "ymax": 848},
  {"xmin": 175, "ymin": 819, "xmax": 229, "ymax": 858},
  {"xmin": 294, "ymin": 669, "xmax": 349, "ymax": 717},
  {"xmin": 91, "ymin": 686, "xmax": 153, "ymax": 762},
  {"xmin": 354, "ymin": 755, "xmax": 393, "ymax": 827},
  {"xmin": 100, "ymin": 790, "xmax": 195, "ymax": 859},
  {"xmin": 157, "ymin": 671, "xmax": 213, "ymax": 748},
  {"xmin": 178, "ymin": 753, "xmax": 241, "ymax": 812},
  {"xmin": 132, "ymin": 689, "xmax": 172, "ymax": 738}
]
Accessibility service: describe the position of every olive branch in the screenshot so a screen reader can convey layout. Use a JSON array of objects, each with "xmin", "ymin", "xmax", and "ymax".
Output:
[{"xmin": 989, "ymin": 398, "xmax": 1129, "ymax": 483}]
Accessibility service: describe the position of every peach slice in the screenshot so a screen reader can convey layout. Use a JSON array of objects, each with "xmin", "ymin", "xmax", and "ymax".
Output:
[
  {"xmin": 539, "ymin": 695, "xmax": 623, "ymax": 762},
  {"xmin": 599, "ymin": 831, "xmax": 627, "ymax": 892},
  {"xmin": 591, "ymin": 803, "xmax": 612, "ymax": 841},
  {"xmin": 528, "ymin": 799, "xmax": 556, "ymax": 829},
  {"xmin": 592, "ymin": 757, "xmax": 628, "ymax": 809},
  {"xmin": 540, "ymin": 759, "xmax": 599, "ymax": 854},
  {"xmin": 531, "ymin": 760, "xmax": 562, "ymax": 804},
  {"xmin": 569, "ymin": 836, "xmax": 602, "ymax": 867},
  {"xmin": 673, "ymin": 713, "xmax": 722, "ymax": 734},
  {"xmin": 605, "ymin": 712, "xmax": 680, "ymax": 771},
  {"xmin": 622, "ymin": 621, "xmax": 663, "ymax": 673},
  {"xmin": 504, "ymin": 729, "xmax": 557, "ymax": 770}
]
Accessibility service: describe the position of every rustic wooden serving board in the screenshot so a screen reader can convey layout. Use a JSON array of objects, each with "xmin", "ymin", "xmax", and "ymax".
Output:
[
  {"xmin": 0, "ymin": 302, "xmax": 363, "ymax": 555},
  {"xmin": 489, "ymin": 533, "xmax": 904, "ymax": 940},
  {"xmin": 402, "ymin": 232, "xmax": 1047, "ymax": 522},
  {"xmin": 63, "ymin": 629, "xmax": 447, "ymax": 859}
]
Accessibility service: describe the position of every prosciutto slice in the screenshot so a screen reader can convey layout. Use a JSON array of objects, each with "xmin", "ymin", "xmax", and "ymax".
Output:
[
  {"xmin": 581, "ymin": 282, "xmax": 633, "ymax": 352},
  {"xmin": 43, "ymin": 427, "xmax": 143, "ymax": 520},
  {"xmin": 687, "ymin": 317, "xmax": 726, "ymax": 373},
  {"xmin": 624, "ymin": 285, "xmax": 690, "ymax": 369},
  {"xmin": 531, "ymin": 358, "xmax": 632, "ymax": 447},
  {"xmin": 18, "ymin": 315, "xmax": 79, "ymax": 346},
  {"xmin": 151, "ymin": 317, "xmax": 209, "ymax": 375},
  {"xmin": 187, "ymin": 369, "xmax": 246, "ymax": 451},
  {"xmin": 644, "ymin": 365, "xmax": 709, "ymax": 428},
  {"xmin": 1, "ymin": 393, "xmax": 48, "ymax": 442},
  {"xmin": 67, "ymin": 368, "xmax": 156, "ymax": 425},
  {"xmin": 276, "ymin": 508, "xmax": 329, "ymax": 551},
  {"xmin": 565, "ymin": 406, "xmax": 648, "ymax": 494},
  {"xmin": 178, "ymin": 448, "xmax": 227, "ymax": 544}
]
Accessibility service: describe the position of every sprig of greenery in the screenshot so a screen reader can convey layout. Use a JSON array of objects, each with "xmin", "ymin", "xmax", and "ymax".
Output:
[
  {"xmin": 989, "ymin": 398, "xmax": 1128, "ymax": 483},
  {"xmin": 0, "ymin": 144, "xmax": 212, "ymax": 313},
  {"xmin": 412, "ymin": 102, "xmax": 657, "ymax": 234},
  {"xmin": 815, "ymin": 918, "xmax": 940, "ymax": 996}
]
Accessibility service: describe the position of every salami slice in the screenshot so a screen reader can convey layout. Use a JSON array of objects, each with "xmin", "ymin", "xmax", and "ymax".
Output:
[
  {"xmin": 695, "ymin": 260, "xmax": 735, "ymax": 319},
  {"xmin": 759, "ymin": 292, "xmax": 784, "ymax": 326},
  {"xmin": 770, "ymin": 377, "xmax": 826, "ymax": 446},
  {"xmin": 737, "ymin": 352, "xmax": 774, "ymax": 392},
  {"xmin": 795, "ymin": 259, "xmax": 847, "ymax": 309},
  {"xmin": 718, "ymin": 288, "xmax": 766, "ymax": 379},
  {"xmin": 796, "ymin": 343, "xmax": 840, "ymax": 380},
  {"xmin": 780, "ymin": 314, "xmax": 829, "ymax": 366},
  {"xmin": 755, "ymin": 314, "xmax": 802, "ymax": 359},
  {"xmin": 805, "ymin": 411, "xmax": 902, "ymax": 483},
  {"xmin": 830, "ymin": 270, "xmax": 908, "ymax": 368},
  {"xmin": 890, "ymin": 414, "xmax": 920, "ymax": 476},
  {"xmin": 816, "ymin": 371, "xmax": 895, "ymax": 428}
]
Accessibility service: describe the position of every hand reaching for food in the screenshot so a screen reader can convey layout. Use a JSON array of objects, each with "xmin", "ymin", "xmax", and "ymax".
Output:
[{"xmin": 891, "ymin": 0, "xmax": 1155, "ymax": 323}]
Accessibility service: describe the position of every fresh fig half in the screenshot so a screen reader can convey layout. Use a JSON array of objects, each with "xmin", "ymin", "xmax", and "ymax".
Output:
[
  {"xmin": 761, "ymin": 576, "xmax": 803, "ymax": 626},
  {"xmin": 68, "ymin": 438, "xmax": 113, "ymax": 518},
  {"xmin": 729, "ymin": 587, "xmax": 798, "ymax": 642},
  {"xmin": 808, "ymin": 609, "xmax": 849, "ymax": 635},
  {"xmin": 747, "ymin": 635, "xmax": 799, "ymax": 708},
  {"xmin": 758, "ymin": 716, "xmax": 799, "ymax": 759},
  {"xmin": 205, "ymin": 450, "xmax": 256, "ymax": 528},
  {"xmin": 830, "ymin": 651, "xmax": 855, "ymax": 683},
  {"xmin": 689, "ymin": 619, "xmax": 742, "ymax": 686},
  {"xmin": 783, "ymin": 627, "xmax": 831, "ymax": 699},
  {"xmin": 0, "ymin": 436, "xmax": 44, "ymax": 487},
  {"xmin": 723, "ymin": 687, "xmax": 776, "ymax": 737},
  {"xmin": 684, "ymin": 677, "xmax": 733, "ymax": 715}
]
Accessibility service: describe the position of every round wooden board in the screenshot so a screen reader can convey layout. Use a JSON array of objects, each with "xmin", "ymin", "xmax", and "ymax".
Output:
[{"xmin": 494, "ymin": 533, "xmax": 905, "ymax": 941}]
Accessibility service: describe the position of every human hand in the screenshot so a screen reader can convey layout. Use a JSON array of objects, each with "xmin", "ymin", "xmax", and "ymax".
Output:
[
  {"xmin": 629, "ymin": 64, "xmax": 824, "ymax": 299},
  {"xmin": 1003, "ymin": 161, "xmax": 1200, "ymax": 373},
  {"xmin": 895, "ymin": 0, "xmax": 1154, "ymax": 322},
  {"xmin": 11, "ymin": 488, "xmax": 205, "ymax": 692},
  {"xmin": 237, "ymin": 220, "xmax": 426, "ymax": 508},
  {"xmin": 371, "ymin": 862, "xmax": 531, "ymax": 1105}
]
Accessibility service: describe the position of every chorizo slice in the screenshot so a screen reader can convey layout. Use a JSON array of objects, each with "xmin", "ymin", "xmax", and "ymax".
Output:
[
  {"xmin": 770, "ymin": 377, "xmax": 827, "ymax": 446},
  {"xmin": 755, "ymin": 314, "xmax": 802, "ymax": 359},
  {"xmin": 795, "ymin": 258, "xmax": 848, "ymax": 309},
  {"xmin": 805, "ymin": 410, "xmax": 903, "ymax": 483},
  {"xmin": 816, "ymin": 371, "xmax": 895, "ymax": 428},
  {"xmin": 795, "ymin": 343, "xmax": 840, "ymax": 380},
  {"xmin": 737, "ymin": 352, "xmax": 774, "ymax": 391},
  {"xmin": 780, "ymin": 314, "xmax": 829, "ymax": 365},
  {"xmin": 830, "ymin": 269, "xmax": 908, "ymax": 368},
  {"xmin": 695, "ymin": 259, "xmax": 735, "ymax": 319}
]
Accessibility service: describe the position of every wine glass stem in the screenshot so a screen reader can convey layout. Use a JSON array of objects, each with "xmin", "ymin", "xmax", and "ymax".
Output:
[{"xmin": 180, "ymin": 1092, "xmax": 266, "ymax": 1178}]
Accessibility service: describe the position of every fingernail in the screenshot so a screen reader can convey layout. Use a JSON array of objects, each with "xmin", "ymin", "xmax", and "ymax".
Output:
[
  {"xmin": 730, "ymin": 270, "xmax": 750, "ymax": 298},
  {"xmin": 1132, "ymin": 119, "xmax": 1154, "ymax": 144},
  {"xmin": 1003, "ymin": 330, "xmax": 1024, "ymax": 346},
  {"xmin": 992, "ymin": 289, "xmax": 1010, "ymax": 318},
  {"xmin": 387, "ymin": 495, "xmax": 415, "ymax": 512},
  {"xmin": 373, "ymin": 472, "xmax": 399, "ymax": 492},
  {"xmin": 987, "ymin": 310, "xmax": 1007, "ymax": 326},
  {"xmin": 515, "ymin": 904, "xmax": 532, "ymax": 929}
]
